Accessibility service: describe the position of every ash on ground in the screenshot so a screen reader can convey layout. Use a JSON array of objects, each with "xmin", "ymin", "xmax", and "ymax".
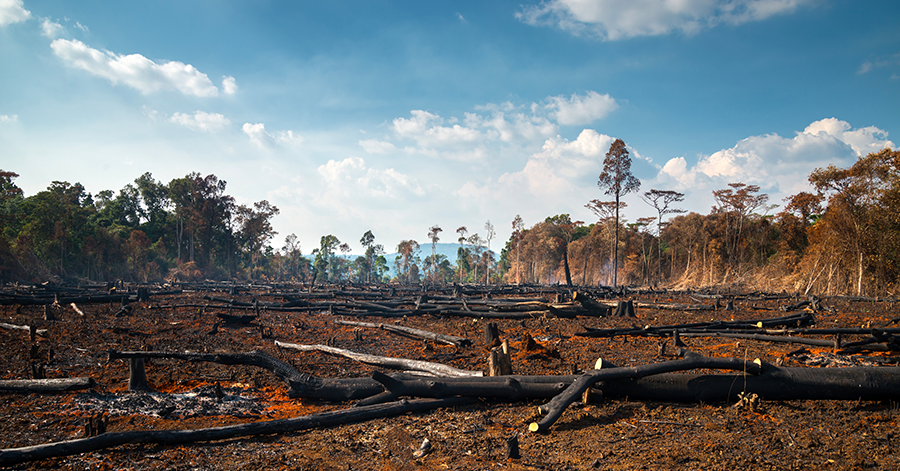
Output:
[{"xmin": 72, "ymin": 384, "xmax": 266, "ymax": 419}]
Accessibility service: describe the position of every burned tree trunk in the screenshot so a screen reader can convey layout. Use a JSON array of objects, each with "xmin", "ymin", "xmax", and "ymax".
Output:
[
  {"xmin": 0, "ymin": 378, "xmax": 94, "ymax": 393},
  {"xmin": 0, "ymin": 397, "xmax": 472, "ymax": 466}
]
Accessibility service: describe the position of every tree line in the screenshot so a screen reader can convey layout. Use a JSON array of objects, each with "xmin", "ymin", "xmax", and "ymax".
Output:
[{"xmin": 2, "ymin": 144, "xmax": 899, "ymax": 295}]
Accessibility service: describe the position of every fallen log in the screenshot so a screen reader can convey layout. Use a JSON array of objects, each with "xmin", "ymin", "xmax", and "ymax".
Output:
[
  {"xmin": 679, "ymin": 331, "xmax": 836, "ymax": 347},
  {"xmin": 528, "ymin": 352, "xmax": 764, "ymax": 433},
  {"xmin": 0, "ymin": 397, "xmax": 472, "ymax": 466},
  {"xmin": 577, "ymin": 312, "xmax": 814, "ymax": 338},
  {"xmin": 0, "ymin": 377, "xmax": 95, "ymax": 393},
  {"xmin": 107, "ymin": 349, "xmax": 383, "ymax": 400},
  {"xmin": 275, "ymin": 341, "xmax": 483, "ymax": 377},
  {"xmin": 333, "ymin": 319, "xmax": 471, "ymax": 347},
  {"xmin": 0, "ymin": 322, "xmax": 47, "ymax": 335}
]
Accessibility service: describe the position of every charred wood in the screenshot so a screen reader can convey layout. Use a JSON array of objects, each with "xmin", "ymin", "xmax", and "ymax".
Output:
[
  {"xmin": 0, "ymin": 397, "xmax": 472, "ymax": 466},
  {"xmin": 0, "ymin": 377, "xmax": 94, "ymax": 393}
]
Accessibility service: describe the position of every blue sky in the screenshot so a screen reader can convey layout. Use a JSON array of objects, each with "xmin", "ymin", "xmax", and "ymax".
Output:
[{"xmin": 1, "ymin": 0, "xmax": 898, "ymax": 254}]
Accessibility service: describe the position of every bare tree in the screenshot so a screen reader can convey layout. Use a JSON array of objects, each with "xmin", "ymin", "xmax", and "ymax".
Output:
[
  {"xmin": 484, "ymin": 220, "xmax": 495, "ymax": 283},
  {"xmin": 596, "ymin": 139, "xmax": 640, "ymax": 287},
  {"xmin": 712, "ymin": 183, "xmax": 768, "ymax": 273},
  {"xmin": 641, "ymin": 189, "xmax": 685, "ymax": 285},
  {"xmin": 456, "ymin": 226, "xmax": 468, "ymax": 283},
  {"xmin": 585, "ymin": 200, "xmax": 620, "ymax": 285}
]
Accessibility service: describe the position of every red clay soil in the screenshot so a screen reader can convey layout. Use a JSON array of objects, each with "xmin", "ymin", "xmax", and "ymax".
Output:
[{"xmin": 1, "ymin": 288, "xmax": 899, "ymax": 470}]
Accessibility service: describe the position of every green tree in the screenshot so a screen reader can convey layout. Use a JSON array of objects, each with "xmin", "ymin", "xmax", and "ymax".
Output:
[
  {"xmin": 235, "ymin": 200, "xmax": 280, "ymax": 277},
  {"xmin": 427, "ymin": 225, "xmax": 442, "ymax": 283},
  {"xmin": 359, "ymin": 230, "xmax": 384, "ymax": 283},
  {"xmin": 312, "ymin": 234, "xmax": 340, "ymax": 283}
]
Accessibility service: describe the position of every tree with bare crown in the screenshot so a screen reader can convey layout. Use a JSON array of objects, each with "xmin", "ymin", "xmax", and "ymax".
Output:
[{"xmin": 596, "ymin": 139, "xmax": 640, "ymax": 287}]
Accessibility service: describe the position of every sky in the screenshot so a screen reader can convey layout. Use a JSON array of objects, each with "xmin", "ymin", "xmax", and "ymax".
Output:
[{"xmin": 1, "ymin": 0, "xmax": 898, "ymax": 255}]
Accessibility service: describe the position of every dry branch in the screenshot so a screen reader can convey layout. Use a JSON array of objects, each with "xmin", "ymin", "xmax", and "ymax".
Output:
[
  {"xmin": 275, "ymin": 341, "xmax": 483, "ymax": 377},
  {"xmin": 0, "ymin": 322, "xmax": 46, "ymax": 335},
  {"xmin": 333, "ymin": 319, "xmax": 471, "ymax": 347}
]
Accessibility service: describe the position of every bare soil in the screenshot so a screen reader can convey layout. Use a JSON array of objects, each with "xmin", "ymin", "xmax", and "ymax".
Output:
[{"xmin": 1, "ymin": 288, "xmax": 899, "ymax": 470}]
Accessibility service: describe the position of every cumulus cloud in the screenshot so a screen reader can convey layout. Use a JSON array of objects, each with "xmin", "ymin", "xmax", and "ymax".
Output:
[
  {"xmin": 382, "ymin": 92, "xmax": 616, "ymax": 161},
  {"xmin": 802, "ymin": 117, "xmax": 893, "ymax": 157},
  {"xmin": 658, "ymin": 118, "xmax": 895, "ymax": 195},
  {"xmin": 392, "ymin": 110, "xmax": 482, "ymax": 146},
  {"xmin": 545, "ymin": 91, "xmax": 618, "ymax": 125},
  {"xmin": 242, "ymin": 123, "xmax": 302, "ymax": 150},
  {"xmin": 50, "ymin": 38, "xmax": 221, "ymax": 97},
  {"xmin": 169, "ymin": 111, "xmax": 230, "ymax": 132},
  {"xmin": 222, "ymin": 76, "xmax": 237, "ymax": 95},
  {"xmin": 0, "ymin": 0, "xmax": 30, "ymax": 27},
  {"xmin": 0, "ymin": 114, "xmax": 18, "ymax": 122},
  {"xmin": 318, "ymin": 156, "xmax": 425, "ymax": 200},
  {"xmin": 517, "ymin": 0, "xmax": 811, "ymax": 40},
  {"xmin": 458, "ymin": 129, "xmax": 616, "ymax": 204},
  {"xmin": 40, "ymin": 18, "xmax": 63, "ymax": 38}
]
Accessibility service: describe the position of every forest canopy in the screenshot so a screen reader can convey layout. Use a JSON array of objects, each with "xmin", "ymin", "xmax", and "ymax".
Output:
[{"xmin": 2, "ymin": 146, "xmax": 899, "ymax": 296}]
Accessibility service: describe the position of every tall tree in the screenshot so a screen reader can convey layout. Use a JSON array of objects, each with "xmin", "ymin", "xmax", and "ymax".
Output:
[
  {"xmin": 235, "ymin": 200, "xmax": 280, "ymax": 276},
  {"xmin": 712, "ymin": 183, "xmax": 768, "ymax": 273},
  {"xmin": 427, "ymin": 224, "xmax": 442, "ymax": 283},
  {"xmin": 484, "ymin": 220, "xmax": 495, "ymax": 283},
  {"xmin": 511, "ymin": 215, "xmax": 524, "ymax": 285},
  {"xmin": 396, "ymin": 239, "xmax": 420, "ymax": 284},
  {"xmin": 640, "ymin": 189, "xmax": 685, "ymax": 285},
  {"xmin": 456, "ymin": 226, "xmax": 468, "ymax": 283},
  {"xmin": 586, "ymin": 199, "xmax": 624, "ymax": 286},
  {"xmin": 544, "ymin": 214, "xmax": 583, "ymax": 286},
  {"xmin": 596, "ymin": 139, "xmax": 640, "ymax": 287},
  {"xmin": 282, "ymin": 233, "xmax": 303, "ymax": 281},
  {"xmin": 312, "ymin": 235, "xmax": 340, "ymax": 283},
  {"xmin": 134, "ymin": 172, "xmax": 169, "ymax": 241},
  {"xmin": 359, "ymin": 230, "xmax": 383, "ymax": 283}
]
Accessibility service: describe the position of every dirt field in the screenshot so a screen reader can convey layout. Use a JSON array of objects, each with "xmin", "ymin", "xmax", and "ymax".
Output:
[{"xmin": 1, "ymin": 286, "xmax": 898, "ymax": 470}]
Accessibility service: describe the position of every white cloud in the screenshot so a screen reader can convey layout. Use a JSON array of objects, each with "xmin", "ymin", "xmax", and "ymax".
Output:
[
  {"xmin": 545, "ymin": 91, "xmax": 618, "ymax": 125},
  {"xmin": 50, "ymin": 38, "xmax": 221, "ymax": 97},
  {"xmin": 74, "ymin": 21, "xmax": 88, "ymax": 33},
  {"xmin": 517, "ymin": 0, "xmax": 811, "ymax": 40},
  {"xmin": 318, "ymin": 157, "xmax": 425, "ymax": 201},
  {"xmin": 169, "ymin": 111, "xmax": 230, "ymax": 132},
  {"xmin": 802, "ymin": 117, "xmax": 893, "ymax": 157},
  {"xmin": 40, "ymin": 18, "xmax": 63, "ymax": 38},
  {"xmin": 458, "ymin": 129, "xmax": 616, "ymax": 204},
  {"xmin": 855, "ymin": 54, "xmax": 900, "ymax": 77},
  {"xmin": 222, "ymin": 76, "xmax": 238, "ymax": 95},
  {"xmin": 386, "ymin": 92, "xmax": 613, "ymax": 158},
  {"xmin": 359, "ymin": 138, "xmax": 397, "ymax": 154},
  {"xmin": 242, "ymin": 122, "xmax": 302, "ymax": 150},
  {"xmin": 658, "ymin": 118, "xmax": 894, "ymax": 195},
  {"xmin": 392, "ymin": 110, "xmax": 481, "ymax": 146},
  {"xmin": 0, "ymin": 114, "xmax": 18, "ymax": 122},
  {"xmin": 0, "ymin": 0, "xmax": 30, "ymax": 27}
]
